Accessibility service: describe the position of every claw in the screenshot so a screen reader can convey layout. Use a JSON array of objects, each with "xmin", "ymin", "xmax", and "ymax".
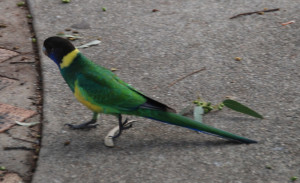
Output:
[
  {"xmin": 65, "ymin": 118, "xmax": 98, "ymax": 130},
  {"xmin": 123, "ymin": 123, "xmax": 133, "ymax": 129},
  {"xmin": 65, "ymin": 123, "xmax": 99, "ymax": 129},
  {"xmin": 109, "ymin": 115, "xmax": 134, "ymax": 139},
  {"xmin": 122, "ymin": 118, "xmax": 133, "ymax": 129}
]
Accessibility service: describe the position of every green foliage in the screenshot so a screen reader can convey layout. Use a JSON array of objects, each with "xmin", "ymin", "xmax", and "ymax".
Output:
[
  {"xmin": 17, "ymin": 2, "xmax": 25, "ymax": 6},
  {"xmin": 32, "ymin": 38, "xmax": 37, "ymax": 43},
  {"xmin": 192, "ymin": 97, "xmax": 263, "ymax": 122},
  {"xmin": 265, "ymin": 165, "xmax": 272, "ymax": 169},
  {"xmin": 223, "ymin": 99, "xmax": 263, "ymax": 119},
  {"xmin": 62, "ymin": 0, "xmax": 70, "ymax": 3},
  {"xmin": 193, "ymin": 99, "xmax": 224, "ymax": 114},
  {"xmin": 290, "ymin": 176, "xmax": 298, "ymax": 182}
]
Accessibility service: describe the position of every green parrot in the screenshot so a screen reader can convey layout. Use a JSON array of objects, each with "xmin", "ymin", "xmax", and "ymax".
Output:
[{"xmin": 43, "ymin": 36, "xmax": 257, "ymax": 144}]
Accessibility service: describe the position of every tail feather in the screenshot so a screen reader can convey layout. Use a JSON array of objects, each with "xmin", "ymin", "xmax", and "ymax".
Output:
[{"xmin": 135, "ymin": 109, "xmax": 257, "ymax": 144}]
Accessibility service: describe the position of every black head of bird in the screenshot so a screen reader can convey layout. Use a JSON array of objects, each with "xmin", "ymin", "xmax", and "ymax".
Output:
[{"xmin": 43, "ymin": 36, "xmax": 75, "ymax": 66}]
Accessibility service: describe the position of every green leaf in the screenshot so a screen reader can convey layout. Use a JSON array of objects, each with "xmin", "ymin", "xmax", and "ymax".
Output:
[
  {"xmin": 193, "ymin": 106, "xmax": 204, "ymax": 123},
  {"xmin": 223, "ymin": 99, "xmax": 263, "ymax": 119},
  {"xmin": 290, "ymin": 176, "xmax": 298, "ymax": 182},
  {"xmin": 62, "ymin": 0, "xmax": 70, "ymax": 3}
]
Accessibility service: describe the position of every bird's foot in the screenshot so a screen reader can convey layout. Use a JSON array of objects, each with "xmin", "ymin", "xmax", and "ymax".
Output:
[
  {"xmin": 122, "ymin": 118, "xmax": 133, "ymax": 130},
  {"xmin": 65, "ymin": 119, "xmax": 98, "ymax": 130},
  {"xmin": 111, "ymin": 118, "xmax": 133, "ymax": 139}
]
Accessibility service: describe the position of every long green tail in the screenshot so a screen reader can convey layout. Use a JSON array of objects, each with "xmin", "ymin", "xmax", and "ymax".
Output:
[{"xmin": 134, "ymin": 109, "xmax": 257, "ymax": 144}]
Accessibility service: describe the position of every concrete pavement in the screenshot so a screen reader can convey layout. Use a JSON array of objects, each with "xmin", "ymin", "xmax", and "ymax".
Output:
[
  {"xmin": 28, "ymin": 0, "xmax": 299, "ymax": 182},
  {"xmin": 0, "ymin": 0, "xmax": 41, "ymax": 182}
]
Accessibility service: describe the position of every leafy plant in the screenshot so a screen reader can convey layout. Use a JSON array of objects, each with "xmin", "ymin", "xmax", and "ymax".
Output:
[
  {"xmin": 190, "ymin": 97, "xmax": 263, "ymax": 123},
  {"xmin": 223, "ymin": 99, "xmax": 263, "ymax": 119}
]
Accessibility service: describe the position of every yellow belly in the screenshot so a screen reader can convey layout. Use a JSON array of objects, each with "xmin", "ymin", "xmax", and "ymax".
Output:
[{"xmin": 74, "ymin": 84, "xmax": 103, "ymax": 113}]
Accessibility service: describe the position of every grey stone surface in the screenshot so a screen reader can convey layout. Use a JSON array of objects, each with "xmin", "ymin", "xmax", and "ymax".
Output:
[{"xmin": 28, "ymin": 0, "xmax": 299, "ymax": 182}]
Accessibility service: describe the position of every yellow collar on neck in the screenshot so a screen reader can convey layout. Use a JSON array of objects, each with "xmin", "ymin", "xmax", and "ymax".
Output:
[{"xmin": 60, "ymin": 49, "xmax": 80, "ymax": 69}]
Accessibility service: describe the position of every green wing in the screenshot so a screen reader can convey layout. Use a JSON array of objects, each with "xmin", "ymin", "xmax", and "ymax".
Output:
[{"xmin": 76, "ymin": 70, "xmax": 147, "ymax": 113}]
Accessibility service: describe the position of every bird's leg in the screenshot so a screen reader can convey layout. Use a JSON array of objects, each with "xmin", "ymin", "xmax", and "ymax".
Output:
[
  {"xmin": 65, "ymin": 112, "xmax": 99, "ymax": 130},
  {"xmin": 111, "ymin": 114, "xmax": 133, "ymax": 139}
]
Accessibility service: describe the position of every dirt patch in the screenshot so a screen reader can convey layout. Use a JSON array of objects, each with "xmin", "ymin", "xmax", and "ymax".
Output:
[{"xmin": 0, "ymin": 0, "xmax": 42, "ymax": 182}]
